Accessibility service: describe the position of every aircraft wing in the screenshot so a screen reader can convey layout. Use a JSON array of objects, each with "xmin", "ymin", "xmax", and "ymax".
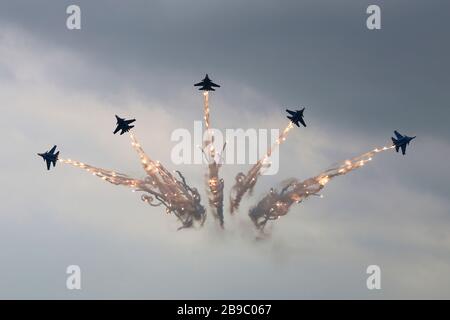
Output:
[
  {"xmin": 299, "ymin": 117, "xmax": 307, "ymax": 127},
  {"xmin": 211, "ymin": 82, "xmax": 220, "ymax": 87},
  {"xmin": 194, "ymin": 81, "xmax": 203, "ymax": 86},
  {"xmin": 286, "ymin": 109, "xmax": 296, "ymax": 116},
  {"xmin": 125, "ymin": 119, "xmax": 136, "ymax": 124},
  {"xmin": 401, "ymin": 144, "xmax": 406, "ymax": 155},
  {"xmin": 394, "ymin": 130, "xmax": 404, "ymax": 139},
  {"xmin": 49, "ymin": 145, "xmax": 57, "ymax": 154},
  {"xmin": 113, "ymin": 126, "xmax": 121, "ymax": 134}
]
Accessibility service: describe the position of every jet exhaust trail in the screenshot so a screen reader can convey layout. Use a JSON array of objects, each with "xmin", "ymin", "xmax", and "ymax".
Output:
[
  {"xmin": 41, "ymin": 74, "xmax": 414, "ymax": 235},
  {"xmin": 248, "ymin": 145, "xmax": 395, "ymax": 231},
  {"xmin": 203, "ymin": 91, "xmax": 210, "ymax": 130},
  {"xmin": 201, "ymin": 91, "xmax": 225, "ymax": 228},
  {"xmin": 59, "ymin": 133, "xmax": 206, "ymax": 230},
  {"xmin": 230, "ymin": 121, "xmax": 294, "ymax": 213}
]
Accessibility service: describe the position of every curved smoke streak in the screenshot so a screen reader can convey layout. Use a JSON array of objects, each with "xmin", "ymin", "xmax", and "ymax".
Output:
[
  {"xmin": 249, "ymin": 145, "xmax": 395, "ymax": 231},
  {"xmin": 60, "ymin": 133, "xmax": 206, "ymax": 230},
  {"xmin": 230, "ymin": 121, "xmax": 294, "ymax": 213}
]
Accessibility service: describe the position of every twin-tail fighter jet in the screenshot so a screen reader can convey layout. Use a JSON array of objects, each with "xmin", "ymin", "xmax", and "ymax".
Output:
[
  {"xmin": 113, "ymin": 115, "xmax": 136, "ymax": 135},
  {"xmin": 391, "ymin": 130, "xmax": 416, "ymax": 155},
  {"xmin": 286, "ymin": 108, "xmax": 307, "ymax": 127},
  {"xmin": 194, "ymin": 74, "xmax": 220, "ymax": 91},
  {"xmin": 37, "ymin": 145, "xmax": 59, "ymax": 170}
]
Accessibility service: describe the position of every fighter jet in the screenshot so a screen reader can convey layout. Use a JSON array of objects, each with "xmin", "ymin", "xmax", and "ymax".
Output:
[
  {"xmin": 286, "ymin": 108, "xmax": 307, "ymax": 127},
  {"xmin": 194, "ymin": 74, "xmax": 220, "ymax": 91},
  {"xmin": 113, "ymin": 115, "xmax": 136, "ymax": 135},
  {"xmin": 38, "ymin": 145, "xmax": 59, "ymax": 170},
  {"xmin": 391, "ymin": 130, "xmax": 416, "ymax": 155}
]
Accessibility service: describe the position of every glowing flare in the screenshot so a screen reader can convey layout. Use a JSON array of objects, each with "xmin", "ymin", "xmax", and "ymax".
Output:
[
  {"xmin": 318, "ymin": 176, "xmax": 329, "ymax": 186},
  {"xmin": 249, "ymin": 144, "xmax": 395, "ymax": 230},
  {"xmin": 59, "ymin": 133, "xmax": 206, "ymax": 229},
  {"xmin": 201, "ymin": 88, "xmax": 224, "ymax": 227},
  {"xmin": 230, "ymin": 121, "xmax": 295, "ymax": 213}
]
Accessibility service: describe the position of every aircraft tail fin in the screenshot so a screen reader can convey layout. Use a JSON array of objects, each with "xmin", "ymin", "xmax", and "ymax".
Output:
[{"xmin": 287, "ymin": 116, "xmax": 294, "ymax": 121}]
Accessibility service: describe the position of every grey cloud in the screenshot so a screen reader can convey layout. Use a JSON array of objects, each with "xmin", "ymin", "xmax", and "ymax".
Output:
[
  {"xmin": 0, "ymin": 1, "xmax": 449, "ymax": 299},
  {"xmin": 1, "ymin": 0, "xmax": 449, "ymax": 135}
]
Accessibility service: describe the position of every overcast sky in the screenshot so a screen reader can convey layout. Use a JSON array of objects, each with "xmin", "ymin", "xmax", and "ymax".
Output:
[{"xmin": 0, "ymin": 0, "xmax": 449, "ymax": 299}]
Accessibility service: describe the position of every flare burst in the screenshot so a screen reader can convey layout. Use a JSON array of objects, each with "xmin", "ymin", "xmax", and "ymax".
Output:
[
  {"xmin": 202, "ymin": 91, "xmax": 225, "ymax": 227},
  {"xmin": 60, "ymin": 134, "xmax": 206, "ymax": 230},
  {"xmin": 249, "ymin": 145, "xmax": 394, "ymax": 230},
  {"xmin": 230, "ymin": 121, "xmax": 294, "ymax": 213}
]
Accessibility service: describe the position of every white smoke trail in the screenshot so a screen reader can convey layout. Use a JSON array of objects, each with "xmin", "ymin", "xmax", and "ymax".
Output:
[
  {"xmin": 230, "ymin": 121, "xmax": 294, "ymax": 213},
  {"xmin": 201, "ymin": 91, "xmax": 225, "ymax": 228},
  {"xmin": 248, "ymin": 145, "xmax": 395, "ymax": 231},
  {"xmin": 59, "ymin": 133, "xmax": 206, "ymax": 230}
]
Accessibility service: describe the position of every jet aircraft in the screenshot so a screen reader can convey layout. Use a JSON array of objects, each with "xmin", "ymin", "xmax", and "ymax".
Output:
[
  {"xmin": 286, "ymin": 108, "xmax": 307, "ymax": 127},
  {"xmin": 38, "ymin": 145, "xmax": 59, "ymax": 170},
  {"xmin": 113, "ymin": 115, "xmax": 136, "ymax": 135},
  {"xmin": 391, "ymin": 130, "xmax": 415, "ymax": 155},
  {"xmin": 194, "ymin": 74, "xmax": 220, "ymax": 91}
]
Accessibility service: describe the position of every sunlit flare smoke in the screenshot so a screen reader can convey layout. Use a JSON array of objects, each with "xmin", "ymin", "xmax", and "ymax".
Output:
[
  {"xmin": 230, "ymin": 121, "xmax": 294, "ymax": 213},
  {"xmin": 59, "ymin": 133, "xmax": 206, "ymax": 230},
  {"xmin": 248, "ymin": 144, "xmax": 395, "ymax": 231},
  {"xmin": 201, "ymin": 91, "xmax": 225, "ymax": 227},
  {"xmin": 203, "ymin": 91, "xmax": 211, "ymax": 130}
]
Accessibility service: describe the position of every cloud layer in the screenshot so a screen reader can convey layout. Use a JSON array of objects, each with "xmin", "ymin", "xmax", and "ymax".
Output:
[{"xmin": 0, "ymin": 1, "xmax": 449, "ymax": 299}]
